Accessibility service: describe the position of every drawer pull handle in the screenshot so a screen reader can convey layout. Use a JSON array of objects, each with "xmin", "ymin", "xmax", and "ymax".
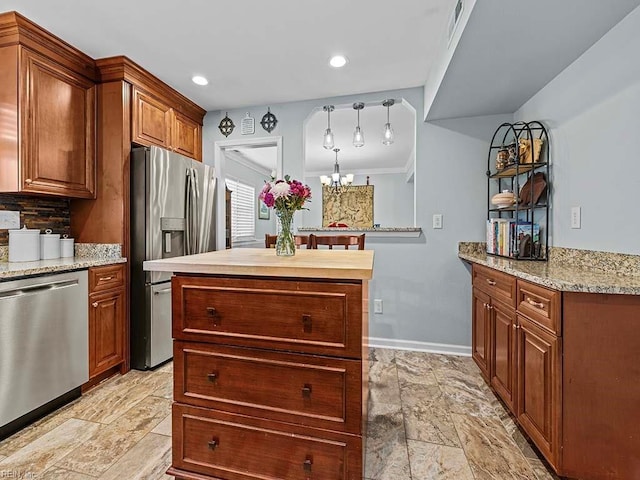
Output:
[
  {"xmin": 486, "ymin": 279, "xmax": 497, "ymax": 286},
  {"xmin": 207, "ymin": 372, "xmax": 218, "ymax": 383},
  {"xmin": 302, "ymin": 314, "xmax": 312, "ymax": 333},
  {"xmin": 92, "ymin": 301, "xmax": 98, "ymax": 308},
  {"xmin": 526, "ymin": 297, "xmax": 544, "ymax": 309},
  {"xmin": 302, "ymin": 384, "xmax": 312, "ymax": 397},
  {"xmin": 207, "ymin": 307, "xmax": 218, "ymax": 316},
  {"xmin": 208, "ymin": 438, "xmax": 219, "ymax": 450},
  {"xmin": 303, "ymin": 456, "xmax": 313, "ymax": 472},
  {"xmin": 99, "ymin": 276, "xmax": 113, "ymax": 281}
]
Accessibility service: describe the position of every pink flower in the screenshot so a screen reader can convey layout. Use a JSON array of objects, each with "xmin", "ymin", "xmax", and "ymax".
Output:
[{"xmin": 263, "ymin": 192, "xmax": 275, "ymax": 207}]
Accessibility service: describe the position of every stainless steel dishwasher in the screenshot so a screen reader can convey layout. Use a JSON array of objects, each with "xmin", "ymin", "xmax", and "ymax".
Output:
[{"xmin": 0, "ymin": 270, "xmax": 88, "ymax": 438}]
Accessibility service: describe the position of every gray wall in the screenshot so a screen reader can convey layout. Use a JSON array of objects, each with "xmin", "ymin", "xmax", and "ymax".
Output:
[
  {"xmin": 203, "ymin": 86, "xmax": 511, "ymax": 352},
  {"xmin": 515, "ymin": 5, "xmax": 640, "ymax": 254}
]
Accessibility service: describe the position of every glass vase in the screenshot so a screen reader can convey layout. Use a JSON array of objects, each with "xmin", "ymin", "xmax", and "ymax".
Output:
[{"xmin": 275, "ymin": 209, "xmax": 295, "ymax": 256}]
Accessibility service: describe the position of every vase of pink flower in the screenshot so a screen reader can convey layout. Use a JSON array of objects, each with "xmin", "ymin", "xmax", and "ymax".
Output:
[{"xmin": 259, "ymin": 175, "xmax": 312, "ymax": 256}]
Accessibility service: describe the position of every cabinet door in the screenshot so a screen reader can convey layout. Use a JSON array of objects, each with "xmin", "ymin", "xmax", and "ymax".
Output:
[
  {"xmin": 472, "ymin": 287, "xmax": 490, "ymax": 380},
  {"xmin": 172, "ymin": 110, "xmax": 202, "ymax": 160},
  {"xmin": 132, "ymin": 87, "xmax": 172, "ymax": 148},
  {"xmin": 490, "ymin": 299, "xmax": 517, "ymax": 413},
  {"xmin": 89, "ymin": 288, "xmax": 125, "ymax": 378},
  {"xmin": 516, "ymin": 314, "xmax": 561, "ymax": 468},
  {"xmin": 21, "ymin": 48, "xmax": 96, "ymax": 198}
]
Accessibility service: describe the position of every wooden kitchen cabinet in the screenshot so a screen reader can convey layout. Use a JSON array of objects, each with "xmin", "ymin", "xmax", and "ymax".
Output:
[
  {"xmin": 516, "ymin": 314, "xmax": 561, "ymax": 467},
  {"xmin": 471, "ymin": 287, "xmax": 490, "ymax": 380},
  {"xmin": 0, "ymin": 13, "xmax": 97, "ymax": 198},
  {"xmin": 490, "ymin": 298, "xmax": 517, "ymax": 413},
  {"xmin": 168, "ymin": 273, "xmax": 369, "ymax": 480},
  {"xmin": 131, "ymin": 85, "xmax": 202, "ymax": 161},
  {"xmin": 132, "ymin": 87, "xmax": 172, "ymax": 149},
  {"xmin": 88, "ymin": 264, "xmax": 126, "ymax": 379}
]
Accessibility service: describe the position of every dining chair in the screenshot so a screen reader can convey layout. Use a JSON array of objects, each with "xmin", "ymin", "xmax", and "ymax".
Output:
[
  {"xmin": 265, "ymin": 234, "xmax": 311, "ymax": 249},
  {"xmin": 308, "ymin": 234, "xmax": 365, "ymax": 250}
]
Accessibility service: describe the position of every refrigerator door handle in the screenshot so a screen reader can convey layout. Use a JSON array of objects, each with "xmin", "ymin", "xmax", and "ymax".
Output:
[
  {"xmin": 191, "ymin": 167, "xmax": 200, "ymax": 253},
  {"xmin": 185, "ymin": 169, "xmax": 194, "ymax": 255}
]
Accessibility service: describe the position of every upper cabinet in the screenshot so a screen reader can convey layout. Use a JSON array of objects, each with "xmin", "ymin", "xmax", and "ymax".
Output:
[
  {"xmin": 99, "ymin": 57, "xmax": 205, "ymax": 162},
  {"xmin": 131, "ymin": 86, "xmax": 203, "ymax": 160},
  {"xmin": 0, "ymin": 12, "xmax": 97, "ymax": 198}
]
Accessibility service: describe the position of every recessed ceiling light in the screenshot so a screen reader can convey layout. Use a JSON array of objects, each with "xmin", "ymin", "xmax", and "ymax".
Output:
[
  {"xmin": 329, "ymin": 55, "xmax": 348, "ymax": 68},
  {"xmin": 192, "ymin": 75, "xmax": 209, "ymax": 86}
]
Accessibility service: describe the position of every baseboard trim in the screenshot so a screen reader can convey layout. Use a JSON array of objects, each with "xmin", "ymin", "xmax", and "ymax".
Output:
[{"xmin": 366, "ymin": 337, "xmax": 471, "ymax": 357}]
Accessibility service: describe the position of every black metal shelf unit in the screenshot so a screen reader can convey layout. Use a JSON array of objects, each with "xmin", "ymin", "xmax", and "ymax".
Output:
[{"xmin": 486, "ymin": 121, "xmax": 550, "ymax": 260}]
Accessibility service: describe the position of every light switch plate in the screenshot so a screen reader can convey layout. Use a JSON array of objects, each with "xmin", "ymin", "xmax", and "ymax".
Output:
[
  {"xmin": 571, "ymin": 207, "xmax": 581, "ymax": 229},
  {"xmin": 432, "ymin": 214, "xmax": 443, "ymax": 229},
  {"xmin": 0, "ymin": 211, "xmax": 20, "ymax": 229},
  {"xmin": 374, "ymin": 299, "xmax": 383, "ymax": 314}
]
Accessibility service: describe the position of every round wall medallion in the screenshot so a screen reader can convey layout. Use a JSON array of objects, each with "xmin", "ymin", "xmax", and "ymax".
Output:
[
  {"xmin": 219, "ymin": 112, "xmax": 235, "ymax": 137},
  {"xmin": 260, "ymin": 108, "xmax": 278, "ymax": 133}
]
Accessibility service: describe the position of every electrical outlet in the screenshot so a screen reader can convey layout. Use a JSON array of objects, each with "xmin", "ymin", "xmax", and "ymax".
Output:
[
  {"xmin": 571, "ymin": 207, "xmax": 581, "ymax": 229},
  {"xmin": 374, "ymin": 299, "xmax": 383, "ymax": 314},
  {"xmin": 432, "ymin": 214, "xmax": 443, "ymax": 229},
  {"xmin": 0, "ymin": 211, "xmax": 19, "ymax": 229}
]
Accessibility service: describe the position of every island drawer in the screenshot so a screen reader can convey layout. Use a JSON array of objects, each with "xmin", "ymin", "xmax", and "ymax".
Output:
[
  {"xmin": 89, "ymin": 264, "xmax": 125, "ymax": 293},
  {"xmin": 172, "ymin": 275, "xmax": 364, "ymax": 358},
  {"xmin": 517, "ymin": 280, "xmax": 561, "ymax": 335},
  {"xmin": 171, "ymin": 403, "xmax": 362, "ymax": 480},
  {"xmin": 472, "ymin": 264, "xmax": 516, "ymax": 307},
  {"xmin": 174, "ymin": 341, "xmax": 363, "ymax": 434}
]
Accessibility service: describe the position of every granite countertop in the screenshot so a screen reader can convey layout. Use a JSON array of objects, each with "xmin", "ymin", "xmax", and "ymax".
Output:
[
  {"xmin": 458, "ymin": 244, "xmax": 640, "ymax": 295},
  {"xmin": 144, "ymin": 248, "xmax": 374, "ymax": 280},
  {"xmin": 0, "ymin": 244, "xmax": 125, "ymax": 281}
]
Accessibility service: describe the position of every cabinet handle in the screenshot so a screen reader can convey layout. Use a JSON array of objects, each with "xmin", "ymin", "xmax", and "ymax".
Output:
[
  {"xmin": 302, "ymin": 314, "xmax": 312, "ymax": 333},
  {"xmin": 526, "ymin": 297, "xmax": 544, "ymax": 309},
  {"xmin": 486, "ymin": 279, "xmax": 497, "ymax": 286},
  {"xmin": 99, "ymin": 276, "xmax": 113, "ymax": 281},
  {"xmin": 25, "ymin": 178, "xmax": 33, "ymax": 184},
  {"xmin": 207, "ymin": 438, "xmax": 219, "ymax": 450},
  {"xmin": 303, "ymin": 456, "xmax": 313, "ymax": 472},
  {"xmin": 302, "ymin": 384, "xmax": 312, "ymax": 398},
  {"xmin": 207, "ymin": 372, "xmax": 218, "ymax": 383},
  {"xmin": 92, "ymin": 301, "xmax": 98, "ymax": 308}
]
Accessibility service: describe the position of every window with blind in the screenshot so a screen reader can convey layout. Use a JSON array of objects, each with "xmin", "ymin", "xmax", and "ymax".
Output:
[{"xmin": 226, "ymin": 178, "xmax": 255, "ymax": 242}]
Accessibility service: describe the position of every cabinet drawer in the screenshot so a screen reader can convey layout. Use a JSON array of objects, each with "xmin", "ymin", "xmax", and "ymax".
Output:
[
  {"xmin": 174, "ymin": 341, "xmax": 362, "ymax": 434},
  {"xmin": 517, "ymin": 280, "xmax": 561, "ymax": 335},
  {"xmin": 472, "ymin": 264, "xmax": 516, "ymax": 307},
  {"xmin": 89, "ymin": 264, "xmax": 125, "ymax": 293},
  {"xmin": 172, "ymin": 276, "xmax": 363, "ymax": 358},
  {"xmin": 172, "ymin": 404, "xmax": 362, "ymax": 480}
]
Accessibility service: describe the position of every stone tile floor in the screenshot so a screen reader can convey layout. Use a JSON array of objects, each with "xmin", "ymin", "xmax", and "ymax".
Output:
[{"xmin": 0, "ymin": 350, "xmax": 559, "ymax": 479}]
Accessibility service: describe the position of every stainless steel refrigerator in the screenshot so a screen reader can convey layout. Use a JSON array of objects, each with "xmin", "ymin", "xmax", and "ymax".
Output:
[{"xmin": 130, "ymin": 145, "xmax": 216, "ymax": 370}]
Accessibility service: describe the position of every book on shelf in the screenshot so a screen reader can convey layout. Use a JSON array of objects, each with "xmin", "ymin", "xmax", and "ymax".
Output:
[{"xmin": 486, "ymin": 219, "xmax": 540, "ymax": 257}]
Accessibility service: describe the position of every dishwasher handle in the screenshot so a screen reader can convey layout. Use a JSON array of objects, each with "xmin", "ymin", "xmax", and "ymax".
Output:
[{"xmin": 0, "ymin": 279, "xmax": 79, "ymax": 300}]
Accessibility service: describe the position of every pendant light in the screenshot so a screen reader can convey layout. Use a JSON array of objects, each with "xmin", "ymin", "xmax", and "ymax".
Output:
[
  {"xmin": 322, "ymin": 105, "xmax": 335, "ymax": 149},
  {"xmin": 382, "ymin": 99, "xmax": 395, "ymax": 145},
  {"xmin": 352, "ymin": 102, "xmax": 365, "ymax": 148}
]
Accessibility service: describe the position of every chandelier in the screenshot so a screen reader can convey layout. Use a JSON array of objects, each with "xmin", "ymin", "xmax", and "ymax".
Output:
[{"xmin": 320, "ymin": 148, "xmax": 354, "ymax": 193}]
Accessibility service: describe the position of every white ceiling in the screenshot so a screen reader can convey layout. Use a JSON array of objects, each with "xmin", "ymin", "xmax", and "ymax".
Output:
[
  {"xmin": 304, "ymin": 100, "xmax": 415, "ymax": 175},
  {"xmin": 426, "ymin": 0, "xmax": 640, "ymax": 120},
  {"xmin": 230, "ymin": 146, "xmax": 277, "ymax": 173},
  {"xmin": 3, "ymin": 0, "xmax": 455, "ymax": 111}
]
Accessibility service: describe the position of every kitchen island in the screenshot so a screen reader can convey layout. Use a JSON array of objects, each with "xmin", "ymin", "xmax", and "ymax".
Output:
[{"xmin": 144, "ymin": 248, "xmax": 374, "ymax": 480}]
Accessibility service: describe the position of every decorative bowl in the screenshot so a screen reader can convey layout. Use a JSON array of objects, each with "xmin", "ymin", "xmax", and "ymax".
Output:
[{"xmin": 491, "ymin": 191, "xmax": 517, "ymax": 208}]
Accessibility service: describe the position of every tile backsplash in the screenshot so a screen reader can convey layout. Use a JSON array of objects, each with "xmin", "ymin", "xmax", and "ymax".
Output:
[{"xmin": 0, "ymin": 194, "xmax": 71, "ymax": 246}]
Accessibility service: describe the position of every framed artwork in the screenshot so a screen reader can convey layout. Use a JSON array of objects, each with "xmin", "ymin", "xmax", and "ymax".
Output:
[
  {"xmin": 322, "ymin": 185, "xmax": 374, "ymax": 228},
  {"xmin": 258, "ymin": 199, "xmax": 270, "ymax": 220}
]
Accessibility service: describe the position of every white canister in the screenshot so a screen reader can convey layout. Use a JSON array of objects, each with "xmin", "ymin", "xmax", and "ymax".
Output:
[
  {"xmin": 8, "ymin": 227, "xmax": 41, "ymax": 262},
  {"xmin": 60, "ymin": 236, "xmax": 75, "ymax": 258},
  {"xmin": 40, "ymin": 229, "xmax": 61, "ymax": 260}
]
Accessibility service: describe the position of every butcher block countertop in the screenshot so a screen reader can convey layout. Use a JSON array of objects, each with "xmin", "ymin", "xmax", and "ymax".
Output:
[{"xmin": 143, "ymin": 248, "xmax": 374, "ymax": 280}]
